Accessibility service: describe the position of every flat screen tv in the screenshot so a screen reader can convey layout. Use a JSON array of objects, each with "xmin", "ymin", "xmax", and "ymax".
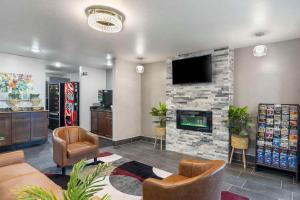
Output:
[{"xmin": 172, "ymin": 54, "xmax": 212, "ymax": 84}]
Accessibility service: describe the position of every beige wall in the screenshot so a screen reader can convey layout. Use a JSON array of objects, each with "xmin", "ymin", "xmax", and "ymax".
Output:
[
  {"xmin": 235, "ymin": 38, "xmax": 300, "ymax": 155},
  {"xmin": 0, "ymin": 53, "xmax": 47, "ymax": 108},
  {"xmin": 113, "ymin": 59, "xmax": 142, "ymax": 141},
  {"xmin": 141, "ymin": 61, "xmax": 167, "ymax": 138},
  {"xmin": 79, "ymin": 66, "xmax": 106, "ymax": 131},
  {"xmin": 234, "ymin": 38, "xmax": 300, "ymax": 114}
]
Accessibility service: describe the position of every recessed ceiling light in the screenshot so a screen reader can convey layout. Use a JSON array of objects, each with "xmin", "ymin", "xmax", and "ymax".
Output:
[
  {"xmin": 31, "ymin": 47, "xmax": 40, "ymax": 53},
  {"xmin": 85, "ymin": 6, "xmax": 125, "ymax": 33},
  {"xmin": 107, "ymin": 60, "xmax": 113, "ymax": 67},
  {"xmin": 106, "ymin": 53, "xmax": 113, "ymax": 60},
  {"xmin": 54, "ymin": 62, "xmax": 62, "ymax": 68}
]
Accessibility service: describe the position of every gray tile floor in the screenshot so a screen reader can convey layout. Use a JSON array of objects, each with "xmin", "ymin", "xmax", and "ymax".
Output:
[{"xmin": 23, "ymin": 135, "xmax": 300, "ymax": 200}]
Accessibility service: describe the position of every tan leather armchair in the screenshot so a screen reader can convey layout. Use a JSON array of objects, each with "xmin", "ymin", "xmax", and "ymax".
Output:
[
  {"xmin": 52, "ymin": 126, "xmax": 99, "ymax": 174},
  {"xmin": 143, "ymin": 159, "xmax": 225, "ymax": 200}
]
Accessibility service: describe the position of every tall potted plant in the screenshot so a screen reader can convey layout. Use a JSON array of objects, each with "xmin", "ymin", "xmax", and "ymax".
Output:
[
  {"xmin": 150, "ymin": 102, "xmax": 167, "ymax": 136},
  {"xmin": 227, "ymin": 105, "xmax": 251, "ymax": 150}
]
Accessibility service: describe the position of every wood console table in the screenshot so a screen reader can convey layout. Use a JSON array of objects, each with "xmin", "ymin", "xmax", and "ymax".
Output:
[{"xmin": 0, "ymin": 110, "xmax": 49, "ymax": 149}]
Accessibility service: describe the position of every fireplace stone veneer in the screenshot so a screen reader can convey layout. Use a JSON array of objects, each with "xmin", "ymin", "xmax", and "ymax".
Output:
[{"xmin": 166, "ymin": 48, "xmax": 234, "ymax": 161}]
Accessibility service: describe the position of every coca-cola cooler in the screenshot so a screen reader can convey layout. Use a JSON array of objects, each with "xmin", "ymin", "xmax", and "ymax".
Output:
[
  {"xmin": 48, "ymin": 82, "xmax": 80, "ymax": 129},
  {"xmin": 60, "ymin": 82, "xmax": 80, "ymax": 126}
]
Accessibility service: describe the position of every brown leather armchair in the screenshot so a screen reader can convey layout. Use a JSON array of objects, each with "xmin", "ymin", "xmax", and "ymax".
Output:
[
  {"xmin": 52, "ymin": 126, "xmax": 99, "ymax": 174},
  {"xmin": 143, "ymin": 159, "xmax": 225, "ymax": 200}
]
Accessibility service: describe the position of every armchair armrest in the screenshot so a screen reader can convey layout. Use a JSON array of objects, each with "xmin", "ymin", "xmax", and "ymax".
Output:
[
  {"xmin": 143, "ymin": 178, "xmax": 171, "ymax": 200},
  {"xmin": 79, "ymin": 129, "xmax": 99, "ymax": 146},
  {"xmin": 179, "ymin": 159, "xmax": 211, "ymax": 177},
  {"xmin": 0, "ymin": 150, "xmax": 25, "ymax": 167},
  {"xmin": 52, "ymin": 134, "xmax": 67, "ymax": 167}
]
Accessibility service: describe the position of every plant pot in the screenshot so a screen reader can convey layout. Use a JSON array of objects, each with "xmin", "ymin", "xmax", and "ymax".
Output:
[
  {"xmin": 231, "ymin": 135, "xmax": 248, "ymax": 150},
  {"xmin": 155, "ymin": 127, "xmax": 166, "ymax": 137}
]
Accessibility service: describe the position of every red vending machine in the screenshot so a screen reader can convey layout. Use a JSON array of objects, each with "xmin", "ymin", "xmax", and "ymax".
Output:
[{"xmin": 60, "ymin": 82, "xmax": 80, "ymax": 126}]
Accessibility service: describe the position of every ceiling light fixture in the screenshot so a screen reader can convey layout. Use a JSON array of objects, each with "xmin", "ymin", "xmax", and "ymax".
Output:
[
  {"xmin": 54, "ymin": 62, "xmax": 62, "ymax": 68},
  {"xmin": 107, "ymin": 60, "xmax": 113, "ymax": 67},
  {"xmin": 85, "ymin": 6, "xmax": 125, "ymax": 33},
  {"xmin": 31, "ymin": 47, "xmax": 40, "ymax": 53},
  {"xmin": 253, "ymin": 45, "xmax": 267, "ymax": 57},
  {"xmin": 253, "ymin": 32, "xmax": 267, "ymax": 57},
  {"xmin": 136, "ymin": 64, "xmax": 144, "ymax": 74}
]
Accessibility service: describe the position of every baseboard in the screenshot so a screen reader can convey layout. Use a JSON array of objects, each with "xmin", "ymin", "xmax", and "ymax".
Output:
[
  {"xmin": 0, "ymin": 139, "xmax": 47, "ymax": 153},
  {"xmin": 113, "ymin": 136, "xmax": 142, "ymax": 146},
  {"xmin": 112, "ymin": 136, "xmax": 255, "ymax": 165}
]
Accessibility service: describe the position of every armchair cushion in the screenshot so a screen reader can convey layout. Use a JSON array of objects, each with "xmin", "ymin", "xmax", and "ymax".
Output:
[{"xmin": 67, "ymin": 142, "xmax": 97, "ymax": 159}]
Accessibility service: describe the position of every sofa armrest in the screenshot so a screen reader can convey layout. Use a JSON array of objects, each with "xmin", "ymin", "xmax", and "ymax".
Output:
[
  {"xmin": 0, "ymin": 150, "xmax": 25, "ymax": 167},
  {"xmin": 179, "ymin": 159, "xmax": 211, "ymax": 177},
  {"xmin": 52, "ymin": 135, "xmax": 67, "ymax": 167}
]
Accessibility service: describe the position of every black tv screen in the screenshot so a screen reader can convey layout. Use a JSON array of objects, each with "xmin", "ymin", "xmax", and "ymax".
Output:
[
  {"xmin": 172, "ymin": 55, "xmax": 212, "ymax": 84},
  {"xmin": 102, "ymin": 90, "xmax": 112, "ymax": 108}
]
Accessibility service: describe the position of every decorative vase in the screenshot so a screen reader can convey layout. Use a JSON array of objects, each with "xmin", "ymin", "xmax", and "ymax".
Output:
[
  {"xmin": 155, "ymin": 127, "xmax": 166, "ymax": 137},
  {"xmin": 231, "ymin": 135, "xmax": 249, "ymax": 150},
  {"xmin": 7, "ymin": 93, "xmax": 21, "ymax": 111},
  {"xmin": 30, "ymin": 93, "xmax": 41, "ymax": 107}
]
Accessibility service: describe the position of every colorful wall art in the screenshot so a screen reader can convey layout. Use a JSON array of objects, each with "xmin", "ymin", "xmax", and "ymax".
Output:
[{"xmin": 0, "ymin": 73, "xmax": 34, "ymax": 100}]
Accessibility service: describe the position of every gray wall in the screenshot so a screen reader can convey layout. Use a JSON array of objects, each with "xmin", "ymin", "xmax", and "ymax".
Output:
[
  {"xmin": 234, "ymin": 38, "xmax": 300, "ymax": 155},
  {"xmin": 141, "ymin": 62, "xmax": 167, "ymax": 138}
]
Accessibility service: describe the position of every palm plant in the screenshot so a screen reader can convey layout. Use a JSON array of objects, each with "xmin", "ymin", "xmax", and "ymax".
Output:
[
  {"xmin": 226, "ymin": 105, "xmax": 251, "ymax": 137},
  {"xmin": 17, "ymin": 160, "xmax": 112, "ymax": 200},
  {"xmin": 149, "ymin": 102, "xmax": 167, "ymax": 127}
]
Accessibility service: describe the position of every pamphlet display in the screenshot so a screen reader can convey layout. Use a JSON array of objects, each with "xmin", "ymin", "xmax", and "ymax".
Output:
[{"xmin": 256, "ymin": 104, "xmax": 299, "ymax": 180}]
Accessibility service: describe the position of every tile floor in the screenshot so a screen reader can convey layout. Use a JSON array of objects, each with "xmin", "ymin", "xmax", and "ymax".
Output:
[{"xmin": 23, "ymin": 135, "xmax": 300, "ymax": 200}]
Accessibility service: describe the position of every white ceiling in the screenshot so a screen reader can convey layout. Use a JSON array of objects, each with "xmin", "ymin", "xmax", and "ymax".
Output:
[{"xmin": 0, "ymin": 0, "xmax": 299, "ymax": 68}]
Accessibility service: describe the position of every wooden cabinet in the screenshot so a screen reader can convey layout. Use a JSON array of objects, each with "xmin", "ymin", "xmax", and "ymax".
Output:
[
  {"xmin": 91, "ymin": 110, "xmax": 98, "ymax": 133},
  {"xmin": 12, "ymin": 113, "xmax": 31, "ymax": 144},
  {"xmin": 0, "ymin": 113, "xmax": 12, "ymax": 147},
  {"xmin": 91, "ymin": 109, "xmax": 112, "ymax": 138},
  {"xmin": 0, "ymin": 111, "xmax": 48, "ymax": 148},
  {"xmin": 31, "ymin": 112, "xmax": 48, "ymax": 141}
]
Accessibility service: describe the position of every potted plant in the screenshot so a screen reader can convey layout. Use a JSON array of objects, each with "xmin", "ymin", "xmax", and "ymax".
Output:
[
  {"xmin": 227, "ymin": 105, "xmax": 251, "ymax": 150},
  {"xmin": 150, "ymin": 102, "xmax": 167, "ymax": 136},
  {"xmin": 17, "ymin": 160, "xmax": 111, "ymax": 200}
]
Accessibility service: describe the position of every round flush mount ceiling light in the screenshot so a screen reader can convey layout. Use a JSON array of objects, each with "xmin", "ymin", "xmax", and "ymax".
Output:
[
  {"xmin": 85, "ymin": 6, "xmax": 125, "ymax": 33},
  {"xmin": 253, "ymin": 45, "xmax": 267, "ymax": 57},
  {"xmin": 253, "ymin": 32, "xmax": 267, "ymax": 57},
  {"xmin": 136, "ymin": 64, "xmax": 144, "ymax": 74}
]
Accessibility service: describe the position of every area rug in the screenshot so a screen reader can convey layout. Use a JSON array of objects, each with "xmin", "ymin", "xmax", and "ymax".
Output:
[{"xmin": 46, "ymin": 152, "xmax": 249, "ymax": 200}]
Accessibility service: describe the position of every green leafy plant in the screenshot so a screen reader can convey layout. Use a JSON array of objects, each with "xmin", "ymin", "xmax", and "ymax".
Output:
[
  {"xmin": 226, "ymin": 105, "xmax": 251, "ymax": 137},
  {"xmin": 150, "ymin": 102, "xmax": 167, "ymax": 127},
  {"xmin": 17, "ymin": 160, "xmax": 112, "ymax": 200}
]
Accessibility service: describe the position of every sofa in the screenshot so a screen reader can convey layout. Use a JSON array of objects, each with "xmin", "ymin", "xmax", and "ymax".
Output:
[
  {"xmin": 143, "ymin": 159, "xmax": 225, "ymax": 200},
  {"xmin": 52, "ymin": 126, "xmax": 99, "ymax": 174},
  {"xmin": 0, "ymin": 150, "xmax": 63, "ymax": 200}
]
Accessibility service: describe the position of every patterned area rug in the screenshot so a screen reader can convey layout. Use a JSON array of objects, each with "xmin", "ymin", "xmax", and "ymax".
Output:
[{"xmin": 46, "ymin": 152, "xmax": 249, "ymax": 200}]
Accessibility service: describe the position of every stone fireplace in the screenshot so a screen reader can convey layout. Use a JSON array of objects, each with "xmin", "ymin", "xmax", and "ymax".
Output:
[{"xmin": 166, "ymin": 48, "xmax": 234, "ymax": 161}]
